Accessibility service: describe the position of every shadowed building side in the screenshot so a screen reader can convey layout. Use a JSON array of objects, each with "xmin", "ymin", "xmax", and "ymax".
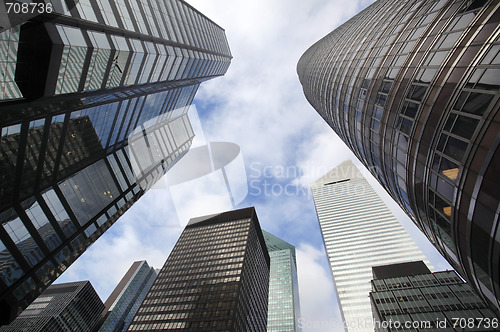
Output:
[
  {"xmin": 370, "ymin": 261, "xmax": 499, "ymax": 331},
  {"xmin": 127, "ymin": 207, "xmax": 270, "ymax": 331}
]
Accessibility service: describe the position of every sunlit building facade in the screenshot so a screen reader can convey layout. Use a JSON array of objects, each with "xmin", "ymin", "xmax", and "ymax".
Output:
[
  {"xmin": 263, "ymin": 231, "xmax": 301, "ymax": 332},
  {"xmin": 127, "ymin": 207, "xmax": 270, "ymax": 331},
  {"xmin": 0, "ymin": 0, "xmax": 231, "ymax": 324},
  {"xmin": 98, "ymin": 260, "xmax": 158, "ymax": 332},
  {"xmin": 0, "ymin": 280, "xmax": 104, "ymax": 332},
  {"xmin": 370, "ymin": 261, "xmax": 499, "ymax": 331},
  {"xmin": 311, "ymin": 160, "xmax": 432, "ymax": 331},
  {"xmin": 298, "ymin": 0, "xmax": 500, "ymax": 312}
]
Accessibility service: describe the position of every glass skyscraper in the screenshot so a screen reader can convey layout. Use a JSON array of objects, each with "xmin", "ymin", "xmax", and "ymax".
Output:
[
  {"xmin": 0, "ymin": 280, "xmax": 104, "ymax": 332},
  {"xmin": 311, "ymin": 160, "xmax": 432, "ymax": 331},
  {"xmin": 98, "ymin": 260, "xmax": 158, "ymax": 332},
  {"xmin": 263, "ymin": 231, "xmax": 301, "ymax": 332},
  {"xmin": 127, "ymin": 207, "xmax": 270, "ymax": 331},
  {"xmin": 298, "ymin": 0, "xmax": 499, "ymax": 312},
  {"xmin": 0, "ymin": 0, "xmax": 231, "ymax": 324},
  {"xmin": 370, "ymin": 261, "xmax": 498, "ymax": 331}
]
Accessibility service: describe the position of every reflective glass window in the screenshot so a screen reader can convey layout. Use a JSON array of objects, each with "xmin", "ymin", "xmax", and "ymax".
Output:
[
  {"xmin": 0, "ymin": 25, "xmax": 23, "ymax": 100},
  {"xmin": 460, "ymin": 92, "xmax": 494, "ymax": 116},
  {"xmin": 115, "ymin": 0, "xmax": 135, "ymax": 31},
  {"xmin": 34, "ymin": 260, "xmax": 55, "ymax": 286},
  {"xmin": 443, "ymin": 136, "xmax": 468, "ymax": 162},
  {"xmin": 3, "ymin": 212, "xmax": 44, "ymax": 267},
  {"xmin": 107, "ymin": 36, "xmax": 130, "ymax": 88},
  {"xmin": 20, "ymin": 119, "xmax": 46, "ymax": 198},
  {"xmin": 85, "ymin": 31, "xmax": 112, "ymax": 91},
  {"xmin": 24, "ymin": 198, "xmax": 62, "ymax": 251},
  {"xmin": 84, "ymin": 223, "xmax": 97, "ymax": 237},
  {"xmin": 1, "ymin": 124, "xmax": 22, "ymax": 207},
  {"xmin": 59, "ymin": 159, "xmax": 119, "ymax": 225},
  {"xmin": 98, "ymin": 0, "xmax": 118, "ymax": 27},
  {"xmin": 42, "ymin": 189, "xmax": 76, "ymax": 238},
  {"xmin": 76, "ymin": 0, "xmax": 98, "ymax": 22},
  {"xmin": 0, "ymin": 238, "xmax": 23, "ymax": 286},
  {"xmin": 54, "ymin": 25, "xmax": 88, "ymax": 94},
  {"xmin": 128, "ymin": 0, "xmax": 148, "ymax": 35},
  {"xmin": 12, "ymin": 277, "xmax": 35, "ymax": 300},
  {"xmin": 125, "ymin": 39, "xmax": 145, "ymax": 85},
  {"xmin": 107, "ymin": 154, "xmax": 128, "ymax": 191}
]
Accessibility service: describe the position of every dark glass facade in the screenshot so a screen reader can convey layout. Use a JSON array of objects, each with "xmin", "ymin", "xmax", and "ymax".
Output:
[
  {"xmin": 127, "ymin": 207, "xmax": 270, "ymax": 331},
  {"xmin": 370, "ymin": 261, "xmax": 499, "ymax": 331},
  {"xmin": 97, "ymin": 260, "xmax": 158, "ymax": 332},
  {"xmin": 0, "ymin": 0, "xmax": 231, "ymax": 324},
  {"xmin": 298, "ymin": 0, "xmax": 499, "ymax": 311},
  {"xmin": 0, "ymin": 280, "xmax": 104, "ymax": 332}
]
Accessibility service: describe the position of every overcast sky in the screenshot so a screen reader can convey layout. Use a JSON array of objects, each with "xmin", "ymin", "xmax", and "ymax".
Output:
[{"xmin": 56, "ymin": 1, "xmax": 454, "ymax": 331}]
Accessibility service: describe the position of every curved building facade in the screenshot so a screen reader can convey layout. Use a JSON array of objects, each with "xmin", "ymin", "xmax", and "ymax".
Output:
[{"xmin": 298, "ymin": 0, "xmax": 499, "ymax": 311}]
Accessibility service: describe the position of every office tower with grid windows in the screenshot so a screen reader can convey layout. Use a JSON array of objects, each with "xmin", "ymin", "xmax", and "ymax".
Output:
[
  {"xmin": 0, "ymin": 280, "xmax": 104, "ymax": 332},
  {"xmin": 262, "ymin": 231, "xmax": 301, "ymax": 332},
  {"xmin": 127, "ymin": 207, "xmax": 270, "ymax": 331},
  {"xmin": 298, "ymin": 0, "xmax": 499, "ymax": 312},
  {"xmin": 370, "ymin": 261, "xmax": 499, "ymax": 331},
  {"xmin": 311, "ymin": 160, "xmax": 432, "ymax": 331},
  {"xmin": 97, "ymin": 260, "xmax": 158, "ymax": 332},
  {"xmin": 0, "ymin": 0, "xmax": 231, "ymax": 324}
]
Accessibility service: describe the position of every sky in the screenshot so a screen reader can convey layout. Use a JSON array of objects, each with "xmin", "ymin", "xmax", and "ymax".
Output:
[{"xmin": 56, "ymin": 0, "xmax": 454, "ymax": 331}]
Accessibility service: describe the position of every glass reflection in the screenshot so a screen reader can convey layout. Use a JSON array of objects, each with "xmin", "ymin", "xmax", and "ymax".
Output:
[
  {"xmin": 2, "ymin": 210, "xmax": 44, "ymax": 267},
  {"xmin": 24, "ymin": 198, "xmax": 62, "ymax": 251},
  {"xmin": 59, "ymin": 159, "xmax": 119, "ymax": 225}
]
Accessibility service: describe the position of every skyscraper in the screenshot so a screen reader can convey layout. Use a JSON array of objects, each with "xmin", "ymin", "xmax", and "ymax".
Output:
[
  {"xmin": 370, "ymin": 261, "xmax": 499, "ymax": 331},
  {"xmin": 127, "ymin": 207, "xmax": 270, "ymax": 331},
  {"xmin": 97, "ymin": 260, "xmax": 158, "ymax": 332},
  {"xmin": 0, "ymin": 0, "xmax": 231, "ymax": 324},
  {"xmin": 0, "ymin": 280, "xmax": 104, "ymax": 332},
  {"xmin": 311, "ymin": 160, "xmax": 432, "ymax": 331},
  {"xmin": 298, "ymin": 0, "xmax": 499, "ymax": 312},
  {"xmin": 262, "ymin": 231, "xmax": 301, "ymax": 332}
]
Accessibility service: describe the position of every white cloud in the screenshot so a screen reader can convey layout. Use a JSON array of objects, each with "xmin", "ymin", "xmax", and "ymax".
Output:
[
  {"xmin": 296, "ymin": 243, "xmax": 344, "ymax": 332},
  {"xmin": 186, "ymin": 0, "xmax": 373, "ymax": 168},
  {"xmin": 294, "ymin": 129, "xmax": 356, "ymax": 187}
]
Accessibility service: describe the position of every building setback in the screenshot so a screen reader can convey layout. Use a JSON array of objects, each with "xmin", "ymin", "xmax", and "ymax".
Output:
[
  {"xmin": 0, "ymin": 0, "xmax": 231, "ymax": 324},
  {"xmin": 298, "ymin": 0, "xmax": 499, "ymax": 312},
  {"xmin": 127, "ymin": 207, "xmax": 270, "ymax": 331},
  {"xmin": 370, "ymin": 261, "xmax": 499, "ymax": 331},
  {"xmin": 311, "ymin": 160, "xmax": 432, "ymax": 331},
  {"xmin": 0, "ymin": 280, "xmax": 104, "ymax": 332},
  {"xmin": 262, "ymin": 231, "xmax": 301, "ymax": 332},
  {"xmin": 97, "ymin": 260, "xmax": 158, "ymax": 332}
]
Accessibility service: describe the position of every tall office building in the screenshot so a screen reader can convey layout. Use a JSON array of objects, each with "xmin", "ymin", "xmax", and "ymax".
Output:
[
  {"xmin": 127, "ymin": 207, "xmax": 270, "ymax": 331},
  {"xmin": 311, "ymin": 160, "xmax": 432, "ymax": 331},
  {"xmin": 0, "ymin": 0, "xmax": 231, "ymax": 324},
  {"xmin": 97, "ymin": 260, "xmax": 158, "ymax": 332},
  {"xmin": 298, "ymin": 0, "xmax": 499, "ymax": 312},
  {"xmin": 0, "ymin": 280, "xmax": 104, "ymax": 332},
  {"xmin": 262, "ymin": 231, "xmax": 301, "ymax": 332},
  {"xmin": 370, "ymin": 261, "xmax": 499, "ymax": 331}
]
